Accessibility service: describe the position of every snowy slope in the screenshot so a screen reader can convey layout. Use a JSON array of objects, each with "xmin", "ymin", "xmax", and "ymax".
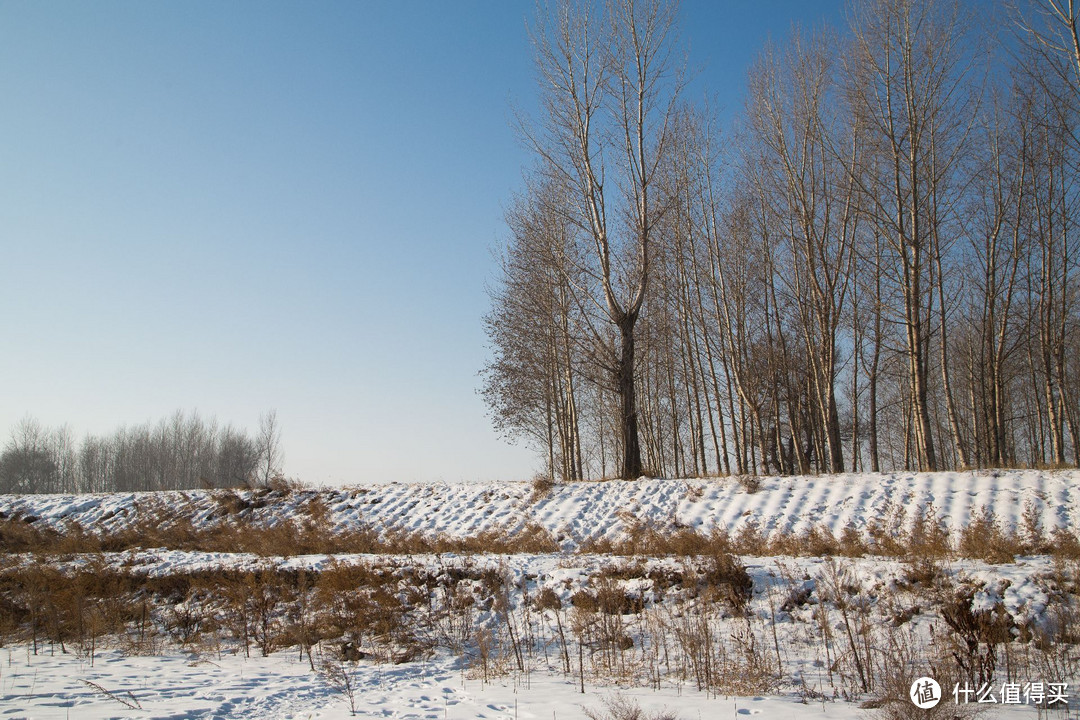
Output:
[{"xmin": 2, "ymin": 470, "xmax": 1078, "ymax": 550}]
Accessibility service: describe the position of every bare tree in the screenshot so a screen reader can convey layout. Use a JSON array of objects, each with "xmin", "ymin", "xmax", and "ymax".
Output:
[
  {"xmin": 843, "ymin": 0, "xmax": 978, "ymax": 471},
  {"xmin": 1014, "ymin": 0, "xmax": 1080, "ymax": 121},
  {"xmin": 523, "ymin": 0, "xmax": 684, "ymax": 479},
  {"xmin": 745, "ymin": 29, "xmax": 861, "ymax": 473},
  {"xmin": 960, "ymin": 90, "xmax": 1031, "ymax": 467},
  {"xmin": 485, "ymin": 0, "xmax": 1076, "ymax": 479},
  {"xmin": 1, "ymin": 411, "xmax": 274, "ymax": 493},
  {"xmin": 0, "ymin": 417, "xmax": 57, "ymax": 493},
  {"xmin": 483, "ymin": 174, "xmax": 588, "ymax": 480},
  {"xmin": 255, "ymin": 410, "xmax": 284, "ymax": 487},
  {"xmin": 1013, "ymin": 0, "xmax": 1080, "ymax": 466}
]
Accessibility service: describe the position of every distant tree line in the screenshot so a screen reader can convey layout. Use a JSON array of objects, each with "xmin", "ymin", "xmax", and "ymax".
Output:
[
  {"xmin": 484, "ymin": 0, "xmax": 1080, "ymax": 479},
  {"xmin": 0, "ymin": 410, "xmax": 283, "ymax": 494}
]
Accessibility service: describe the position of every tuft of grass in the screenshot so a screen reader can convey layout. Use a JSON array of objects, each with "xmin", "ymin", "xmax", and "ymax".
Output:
[{"xmin": 529, "ymin": 474, "xmax": 556, "ymax": 501}]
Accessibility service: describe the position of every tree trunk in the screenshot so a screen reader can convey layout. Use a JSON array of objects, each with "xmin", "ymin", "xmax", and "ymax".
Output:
[{"xmin": 617, "ymin": 316, "xmax": 644, "ymax": 479}]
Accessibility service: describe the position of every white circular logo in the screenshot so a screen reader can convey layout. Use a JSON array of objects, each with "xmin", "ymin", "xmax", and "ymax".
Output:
[{"xmin": 910, "ymin": 677, "xmax": 942, "ymax": 709}]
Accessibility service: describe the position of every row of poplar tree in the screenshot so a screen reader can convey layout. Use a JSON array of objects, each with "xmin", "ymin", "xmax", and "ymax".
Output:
[
  {"xmin": 483, "ymin": 0, "xmax": 1080, "ymax": 480},
  {"xmin": 0, "ymin": 411, "xmax": 283, "ymax": 494}
]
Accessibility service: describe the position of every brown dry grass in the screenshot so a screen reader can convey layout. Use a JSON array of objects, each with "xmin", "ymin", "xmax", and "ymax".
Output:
[
  {"xmin": 0, "ymin": 506, "xmax": 559, "ymax": 557},
  {"xmin": 0, "ymin": 540, "xmax": 1076, "ymax": 705},
  {"xmin": 581, "ymin": 500, "xmax": 1080, "ymax": 564},
  {"xmin": 5, "ymin": 482, "xmax": 1080, "ymax": 564}
]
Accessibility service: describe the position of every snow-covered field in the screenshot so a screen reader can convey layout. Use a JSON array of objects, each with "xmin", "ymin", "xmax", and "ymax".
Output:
[
  {"xmin": 1, "ymin": 471, "xmax": 1078, "ymax": 719},
  {"xmin": 0, "ymin": 644, "xmax": 889, "ymax": 720},
  {"xmin": 3, "ymin": 470, "xmax": 1078, "ymax": 549},
  {"xmin": 1, "ymin": 553, "xmax": 1074, "ymax": 719}
]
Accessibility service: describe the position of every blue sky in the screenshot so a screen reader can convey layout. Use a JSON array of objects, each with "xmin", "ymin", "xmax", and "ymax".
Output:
[{"xmin": 0, "ymin": 0, "xmax": 844, "ymax": 485}]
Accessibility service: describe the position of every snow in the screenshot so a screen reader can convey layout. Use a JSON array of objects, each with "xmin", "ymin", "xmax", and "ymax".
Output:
[
  {"xmin": 0, "ymin": 645, "xmax": 860, "ymax": 719},
  {"xmin": 0, "ymin": 550, "xmax": 1074, "ymax": 718},
  {"xmin": 1, "ymin": 470, "xmax": 1078, "ymax": 719},
  {"xmin": 3, "ymin": 470, "xmax": 1078, "ymax": 550},
  {"xmin": 0, "ymin": 610, "xmax": 1064, "ymax": 718}
]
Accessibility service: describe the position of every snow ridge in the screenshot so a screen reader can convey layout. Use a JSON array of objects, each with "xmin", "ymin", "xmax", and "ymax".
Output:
[{"xmin": 2, "ymin": 470, "xmax": 1077, "ymax": 550}]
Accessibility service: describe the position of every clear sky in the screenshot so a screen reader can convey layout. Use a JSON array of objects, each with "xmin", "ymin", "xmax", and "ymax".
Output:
[{"xmin": 0, "ymin": 0, "xmax": 844, "ymax": 485}]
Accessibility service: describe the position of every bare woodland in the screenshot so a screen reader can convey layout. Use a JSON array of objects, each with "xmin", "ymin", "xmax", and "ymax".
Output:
[
  {"xmin": 483, "ymin": 0, "xmax": 1080, "ymax": 480},
  {"xmin": 0, "ymin": 410, "xmax": 283, "ymax": 494}
]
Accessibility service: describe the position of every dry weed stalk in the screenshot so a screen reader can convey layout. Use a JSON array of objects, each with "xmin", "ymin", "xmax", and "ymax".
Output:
[
  {"xmin": 583, "ymin": 693, "xmax": 681, "ymax": 720},
  {"xmin": 318, "ymin": 653, "xmax": 360, "ymax": 715}
]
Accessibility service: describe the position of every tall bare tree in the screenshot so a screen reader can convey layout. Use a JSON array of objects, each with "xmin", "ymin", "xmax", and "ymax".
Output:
[
  {"xmin": 523, "ymin": 0, "xmax": 684, "ymax": 479},
  {"xmin": 485, "ymin": 0, "xmax": 1079, "ymax": 480},
  {"xmin": 255, "ymin": 410, "xmax": 285, "ymax": 487},
  {"xmin": 843, "ymin": 0, "xmax": 978, "ymax": 471},
  {"xmin": 483, "ymin": 175, "xmax": 589, "ymax": 481},
  {"xmin": 746, "ymin": 30, "xmax": 861, "ymax": 473}
]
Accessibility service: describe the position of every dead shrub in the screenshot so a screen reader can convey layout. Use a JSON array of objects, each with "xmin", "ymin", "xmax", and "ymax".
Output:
[
  {"xmin": 319, "ymin": 653, "xmax": 360, "ymax": 715},
  {"xmin": 698, "ymin": 553, "xmax": 753, "ymax": 615},
  {"xmin": 899, "ymin": 557, "xmax": 945, "ymax": 590},
  {"xmin": 907, "ymin": 504, "xmax": 951, "ymax": 560},
  {"xmin": 584, "ymin": 694, "xmax": 681, "ymax": 720},
  {"xmin": 578, "ymin": 535, "xmax": 617, "ymax": 555},
  {"xmin": 770, "ymin": 525, "xmax": 841, "ymax": 556},
  {"xmin": 817, "ymin": 559, "xmax": 874, "ymax": 694},
  {"xmin": 593, "ymin": 577, "xmax": 642, "ymax": 615},
  {"xmin": 571, "ymin": 589, "xmax": 599, "ymax": 613},
  {"xmin": 1021, "ymin": 499, "xmax": 1047, "ymax": 553},
  {"xmin": 581, "ymin": 521, "xmax": 733, "ymax": 558},
  {"xmin": 722, "ymin": 618, "xmax": 780, "ymax": 695},
  {"xmin": 393, "ymin": 523, "xmax": 560, "ymax": 555},
  {"xmin": 938, "ymin": 585, "xmax": 1014, "ymax": 688},
  {"xmin": 1048, "ymin": 528, "xmax": 1080, "ymax": 560},
  {"xmin": 735, "ymin": 475, "xmax": 761, "ymax": 494},
  {"xmin": 163, "ymin": 589, "xmax": 209, "ymax": 646},
  {"xmin": 1023, "ymin": 590, "xmax": 1080, "ymax": 687},
  {"xmin": 957, "ymin": 507, "xmax": 1020, "ymax": 563},
  {"xmin": 732, "ymin": 519, "xmax": 768, "ymax": 555},
  {"xmin": 866, "ymin": 501, "xmax": 908, "ymax": 557},
  {"xmin": 597, "ymin": 560, "xmax": 648, "ymax": 581},
  {"xmin": 0, "ymin": 515, "xmax": 96, "ymax": 554},
  {"xmin": 0, "ymin": 557, "xmax": 143, "ymax": 659},
  {"xmin": 534, "ymin": 587, "xmax": 562, "ymax": 612},
  {"xmin": 313, "ymin": 560, "xmax": 431, "ymax": 663},
  {"xmin": 530, "ymin": 474, "xmax": 555, "ymax": 501},
  {"xmin": 837, "ymin": 524, "xmax": 871, "ymax": 556},
  {"xmin": 869, "ymin": 625, "xmax": 979, "ymax": 720},
  {"xmin": 4, "ymin": 497, "xmax": 563, "ymax": 557},
  {"xmin": 213, "ymin": 488, "xmax": 254, "ymax": 517},
  {"xmin": 265, "ymin": 475, "xmax": 309, "ymax": 493}
]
